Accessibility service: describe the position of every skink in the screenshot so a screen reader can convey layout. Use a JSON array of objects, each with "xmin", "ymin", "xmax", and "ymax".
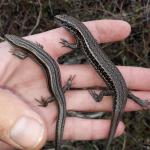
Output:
[
  {"xmin": 4, "ymin": 34, "xmax": 66, "ymax": 150},
  {"xmin": 54, "ymin": 15, "xmax": 150, "ymax": 150}
]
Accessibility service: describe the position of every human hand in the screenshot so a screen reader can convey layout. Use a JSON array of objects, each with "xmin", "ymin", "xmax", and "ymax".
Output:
[{"xmin": 0, "ymin": 19, "xmax": 148, "ymax": 150}]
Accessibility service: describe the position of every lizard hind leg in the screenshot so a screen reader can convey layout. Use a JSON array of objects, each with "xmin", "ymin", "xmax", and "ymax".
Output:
[
  {"xmin": 36, "ymin": 75, "xmax": 75, "ymax": 107},
  {"xmin": 128, "ymin": 91, "xmax": 150, "ymax": 108},
  {"xmin": 89, "ymin": 89, "xmax": 114, "ymax": 102}
]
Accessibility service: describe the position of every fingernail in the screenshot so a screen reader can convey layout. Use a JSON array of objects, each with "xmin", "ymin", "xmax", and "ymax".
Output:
[{"xmin": 10, "ymin": 116, "xmax": 44, "ymax": 149}]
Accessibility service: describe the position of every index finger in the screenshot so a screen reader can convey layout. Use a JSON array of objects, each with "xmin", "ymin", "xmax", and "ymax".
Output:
[{"xmin": 26, "ymin": 19, "xmax": 131, "ymax": 58}]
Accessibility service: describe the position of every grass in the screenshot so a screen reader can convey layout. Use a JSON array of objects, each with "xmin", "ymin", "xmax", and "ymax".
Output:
[{"xmin": 0, "ymin": 0, "xmax": 150, "ymax": 149}]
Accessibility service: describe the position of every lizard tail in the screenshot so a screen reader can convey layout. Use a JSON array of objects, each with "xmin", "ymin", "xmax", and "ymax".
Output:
[{"xmin": 105, "ymin": 110, "xmax": 123, "ymax": 150}]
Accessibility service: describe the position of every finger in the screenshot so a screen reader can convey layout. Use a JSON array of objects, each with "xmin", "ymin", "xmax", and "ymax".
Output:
[
  {"xmin": 26, "ymin": 19, "xmax": 131, "ymax": 58},
  {"xmin": 0, "ymin": 89, "xmax": 47, "ymax": 150},
  {"xmin": 49, "ymin": 118, "xmax": 124, "ymax": 140},
  {"xmin": 0, "ymin": 141, "xmax": 14, "ymax": 150},
  {"xmin": 65, "ymin": 90, "xmax": 150, "ymax": 112},
  {"xmin": 61, "ymin": 65, "xmax": 150, "ymax": 91}
]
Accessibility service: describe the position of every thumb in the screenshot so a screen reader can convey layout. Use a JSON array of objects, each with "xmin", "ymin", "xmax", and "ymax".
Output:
[{"xmin": 0, "ymin": 89, "xmax": 47, "ymax": 150}]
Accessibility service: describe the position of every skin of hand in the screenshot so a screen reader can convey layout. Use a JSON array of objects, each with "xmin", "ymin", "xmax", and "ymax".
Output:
[{"xmin": 0, "ymin": 19, "xmax": 149, "ymax": 150}]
